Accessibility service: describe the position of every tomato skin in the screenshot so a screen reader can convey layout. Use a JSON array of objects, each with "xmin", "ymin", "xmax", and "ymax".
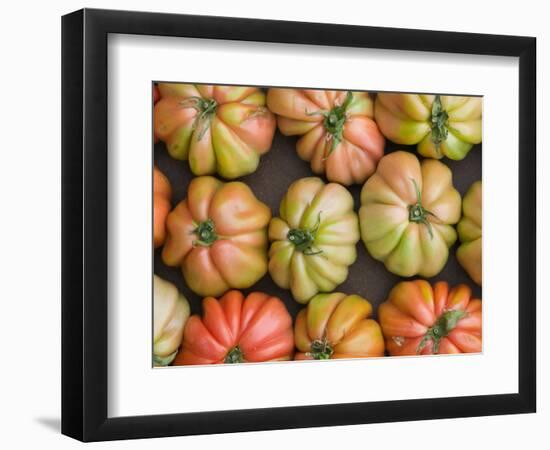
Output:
[
  {"xmin": 153, "ymin": 166, "xmax": 172, "ymax": 248},
  {"xmin": 154, "ymin": 84, "xmax": 276, "ymax": 179},
  {"xmin": 294, "ymin": 293, "xmax": 385, "ymax": 360},
  {"xmin": 268, "ymin": 177, "xmax": 360, "ymax": 304},
  {"xmin": 359, "ymin": 151, "xmax": 461, "ymax": 277},
  {"xmin": 374, "ymin": 94, "xmax": 482, "ymax": 160},
  {"xmin": 174, "ymin": 290, "xmax": 294, "ymax": 365},
  {"xmin": 153, "ymin": 85, "xmax": 160, "ymax": 143},
  {"xmin": 153, "ymin": 275, "xmax": 190, "ymax": 366},
  {"xmin": 162, "ymin": 176, "xmax": 271, "ymax": 297},
  {"xmin": 378, "ymin": 280, "xmax": 482, "ymax": 356},
  {"xmin": 153, "ymin": 84, "xmax": 160, "ymax": 104},
  {"xmin": 267, "ymin": 89, "xmax": 385, "ymax": 185},
  {"xmin": 457, "ymin": 181, "xmax": 482, "ymax": 286}
]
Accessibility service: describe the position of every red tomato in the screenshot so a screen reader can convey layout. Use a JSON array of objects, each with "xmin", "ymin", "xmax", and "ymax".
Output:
[
  {"xmin": 378, "ymin": 280, "xmax": 482, "ymax": 356},
  {"xmin": 174, "ymin": 291, "xmax": 295, "ymax": 365}
]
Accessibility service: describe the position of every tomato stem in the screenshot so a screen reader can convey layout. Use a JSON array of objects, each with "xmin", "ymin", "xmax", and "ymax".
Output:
[
  {"xmin": 408, "ymin": 178, "xmax": 437, "ymax": 239},
  {"xmin": 416, "ymin": 309, "xmax": 468, "ymax": 354},
  {"xmin": 308, "ymin": 337, "xmax": 334, "ymax": 360},
  {"xmin": 287, "ymin": 212, "xmax": 323, "ymax": 256},
  {"xmin": 430, "ymin": 95, "xmax": 449, "ymax": 153},
  {"xmin": 192, "ymin": 219, "xmax": 217, "ymax": 246},
  {"xmin": 307, "ymin": 91, "xmax": 354, "ymax": 157},
  {"xmin": 180, "ymin": 96, "xmax": 217, "ymax": 141},
  {"xmin": 224, "ymin": 346, "xmax": 244, "ymax": 364}
]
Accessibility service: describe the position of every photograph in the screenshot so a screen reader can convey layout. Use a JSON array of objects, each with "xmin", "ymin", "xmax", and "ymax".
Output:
[
  {"xmin": 152, "ymin": 84, "xmax": 483, "ymax": 367},
  {"xmin": 1, "ymin": 0, "xmax": 545, "ymax": 447}
]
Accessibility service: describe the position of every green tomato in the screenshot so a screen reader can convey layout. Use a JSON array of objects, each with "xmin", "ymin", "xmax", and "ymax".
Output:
[
  {"xmin": 268, "ymin": 177, "xmax": 359, "ymax": 304},
  {"xmin": 359, "ymin": 151, "xmax": 461, "ymax": 277}
]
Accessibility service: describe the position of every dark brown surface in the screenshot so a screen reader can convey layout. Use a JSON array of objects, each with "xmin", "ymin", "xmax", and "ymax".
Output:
[{"xmin": 154, "ymin": 106, "xmax": 482, "ymax": 322}]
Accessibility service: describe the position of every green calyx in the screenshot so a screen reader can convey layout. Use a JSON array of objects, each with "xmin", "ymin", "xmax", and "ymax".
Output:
[
  {"xmin": 307, "ymin": 91, "xmax": 354, "ymax": 157},
  {"xmin": 308, "ymin": 337, "xmax": 334, "ymax": 360},
  {"xmin": 180, "ymin": 96, "xmax": 218, "ymax": 140},
  {"xmin": 408, "ymin": 178, "xmax": 436, "ymax": 239},
  {"xmin": 192, "ymin": 219, "xmax": 217, "ymax": 246},
  {"xmin": 224, "ymin": 346, "xmax": 244, "ymax": 364},
  {"xmin": 417, "ymin": 309, "xmax": 468, "ymax": 354},
  {"xmin": 287, "ymin": 212, "xmax": 323, "ymax": 256},
  {"xmin": 287, "ymin": 228, "xmax": 317, "ymax": 252},
  {"xmin": 430, "ymin": 95, "xmax": 449, "ymax": 151}
]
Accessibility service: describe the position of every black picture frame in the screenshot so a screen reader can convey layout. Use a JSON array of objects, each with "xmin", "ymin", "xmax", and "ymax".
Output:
[{"xmin": 62, "ymin": 8, "xmax": 536, "ymax": 442}]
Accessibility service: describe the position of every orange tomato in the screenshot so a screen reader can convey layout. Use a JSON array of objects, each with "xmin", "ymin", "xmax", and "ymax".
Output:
[
  {"xmin": 174, "ymin": 290, "xmax": 294, "ymax": 365},
  {"xmin": 267, "ymin": 89, "xmax": 385, "ymax": 185},
  {"xmin": 162, "ymin": 176, "xmax": 271, "ymax": 297},
  {"xmin": 294, "ymin": 293, "xmax": 385, "ymax": 360},
  {"xmin": 378, "ymin": 280, "xmax": 482, "ymax": 356},
  {"xmin": 154, "ymin": 84, "xmax": 276, "ymax": 179},
  {"xmin": 153, "ymin": 84, "xmax": 160, "ymax": 143},
  {"xmin": 153, "ymin": 166, "xmax": 172, "ymax": 248},
  {"xmin": 153, "ymin": 84, "xmax": 160, "ymax": 104}
]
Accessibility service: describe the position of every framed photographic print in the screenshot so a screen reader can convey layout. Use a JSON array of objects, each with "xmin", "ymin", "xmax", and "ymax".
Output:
[{"xmin": 62, "ymin": 8, "xmax": 536, "ymax": 442}]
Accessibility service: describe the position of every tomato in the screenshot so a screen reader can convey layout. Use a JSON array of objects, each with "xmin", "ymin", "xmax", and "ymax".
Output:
[
  {"xmin": 268, "ymin": 177, "xmax": 359, "ymax": 303},
  {"xmin": 457, "ymin": 180, "xmax": 482, "ymax": 285},
  {"xmin": 153, "ymin": 275, "xmax": 190, "ymax": 366},
  {"xmin": 267, "ymin": 89, "xmax": 385, "ymax": 185},
  {"xmin": 294, "ymin": 293, "xmax": 384, "ymax": 360},
  {"xmin": 153, "ymin": 166, "xmax": 172, "ymax": 249},
  {"xmin": 174, "ymin": 290, "xmax": 294, "ymax": 365},
  {"xmin": 162, "ymin": 176, "xmax": 271, "ymax": 297},
  {"xmin": 154, "ymin": 84, "xmax": 276, "ymax": 179},
  {"xmin": 153, "ymin": 84, "xmax": 160, "ymax": 143},
  {"xmin": 378, "ymin": 280, "xmax": 482, "ymax": 356},
  {"xmin": 153, "ymin": 84, "xmax": 160, "ymax": 104},
  {"xmin": 375, "ymin": 94, "xmax": 482, "ymax": 160},
  {"xmin": 359, "ymin": 151, "xmax": 461, "ymax": 277}
]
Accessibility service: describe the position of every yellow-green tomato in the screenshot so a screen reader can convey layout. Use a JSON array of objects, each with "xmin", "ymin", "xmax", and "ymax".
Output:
[
  {"xmin": 375, "ymin": 94, "xmax": 482, "ymax": 160},
  {"xmin": 153, "ymin": 275, "xmax": 190, "ymax": 366},
  {"xmin": 457, "ymin": 180, "xmax": 482, "ymax": 285},
  {"xmin": 359, "ymin": 151, "xmax": 461, "ymax": 277},
  {"xmin": 268, "ymin": 177, "xmax": 359, "ymax": 304}
]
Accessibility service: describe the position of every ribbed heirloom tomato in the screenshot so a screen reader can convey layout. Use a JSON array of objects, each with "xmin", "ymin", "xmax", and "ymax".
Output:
[
  {"xmin": 174, "ymin": 291, "xmax": 294, "ymax": 365},
  {"xmin": 154, "ymin": 84, "xmax": 276, "ymax": 179},
  {"xmin": 457, "ymin": 180, "xmax": 482, "ymax": 285},
  {"xmin": 162, "ymin": 176, "xmax": 271, "ymax": 297},
  {"xmin": 153, "ymin": 84, "xmax": 160, "ymax": 143},
  {"xmin": 378, "ymin": 280, "xmax": 482, "ymax": 356},
  {"xmin": 153, "ymin": 275, "xmax": 190, "ymax": 366},
  {"xmin": 294, "ymin": 293, "xmax": 384, "ymax": 360},
  {"xmin": 375, "ymin": 94, "xmax": 482, "ymax": 160},
  {"xmin": 359, "ymin": 151, "xmax": 461, "ymax": 277},
  {"xmin": 268, "ymin": 177, "xmax": 360, "ymax": 303},
  {"xmin": 153, "ymin": 166, "xmax": 172, "ymax": 249},
  {"xmin": 153, "ymin": 84, "xmax": 160, "ymax": 104},
  {"xmin": 267, "ymin": 89, "xmax": 385, "ymax": 185}
]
